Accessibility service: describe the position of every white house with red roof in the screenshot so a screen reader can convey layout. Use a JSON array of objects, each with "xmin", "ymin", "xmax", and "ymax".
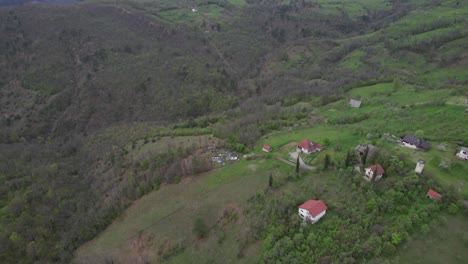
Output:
[
  {"xmin": 427, "ymin": 189, "xmax": 442, "ymax": 200},
  {"xmin": 296, "ymin": 139, "xmax": 322, "ymax": 154},
  {"xmin": 298, "ymin": 200, "xmax": 327, "ymax": 224},
  {"xmin": 456, "ymin": 147, "xmax": 468, "ymax": 160},
  {"xmin": 364, "ymin": 164, "xmax": 385, "ymax": 181},
  {"xmin": 262, "ymin": 144, "xmax": 273, "ymax": 152}
]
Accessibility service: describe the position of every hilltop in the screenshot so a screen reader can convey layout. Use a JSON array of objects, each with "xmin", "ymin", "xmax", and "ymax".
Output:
[{"xmin": 0, "ymin": 0, "xmax": 467, "ymax": 263}]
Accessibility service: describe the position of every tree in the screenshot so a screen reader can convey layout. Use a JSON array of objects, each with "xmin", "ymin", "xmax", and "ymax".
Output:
[
  {"xmin": 362, "ymin": 146, "xmax": 369, "ymax": 165},
  {"xmin": 296, "ymin": 153, "xmax": 300, "ymax": 174},
  {"xmin": 345, "ymin": 150, "xmax": 353, "ymax": 168},
  {"xmin": 414, "ymin": 130, "xmax": 424, "ymax": 139},
  {"xmin": 269, "ymin": 173, "xmax": 273, "ymax": 188},
  {"xmin": 391, "ymin": 232, "xmax": 402, "ymax": 245},
  {"xmin": 324, "ymin": 154, "xmax": 330, "ymax": 170},
  {"xmin": 193, "ymin": 218, "xmax": 209, "ymax": 239}
]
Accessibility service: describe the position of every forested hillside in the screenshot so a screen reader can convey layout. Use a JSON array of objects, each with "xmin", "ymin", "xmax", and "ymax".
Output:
[{"xmin": 0, "ymin": 0, "xmax": 467, "ymax": 263}]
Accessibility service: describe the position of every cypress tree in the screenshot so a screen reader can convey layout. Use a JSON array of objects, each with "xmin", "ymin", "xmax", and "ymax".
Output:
[{"xmin": 296, "ymin": 153, "xmax": 300, "ymax": 174}]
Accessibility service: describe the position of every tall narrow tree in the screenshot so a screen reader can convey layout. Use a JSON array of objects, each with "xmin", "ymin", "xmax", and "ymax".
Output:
[
  {"xmin": 362, "ymin": 146, "xmax": 369, "ymax": 165},
  {"xmin": 324, "ymin": 154, "xmax": 331, "ymax": 170},
  {"xmin": 345, "ymin": 150, "xmax": 351, "ymax": 168},
  {"xmin": 296, "ymin": 153, "xmax": 300, "ymax": 174}
]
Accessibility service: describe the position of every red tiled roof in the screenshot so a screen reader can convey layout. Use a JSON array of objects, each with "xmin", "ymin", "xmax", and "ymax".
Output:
[
  {"xmin": 262, "ymin": 144, "xmax": 273, "ymax": 151},
  {"xmin": 367, "ymin": 164, "xmax": 385, "ymax": 175},
  {"xmin": 427, "ymin": 189, "xmax": 442, "ymax": 199},
  {"xmin": 298, "ymin": 139, "xmax": 322, "ymax": 151},
  {"xmin": 299, "ymin": 200, "xmax": 327, "ymax": 217}
]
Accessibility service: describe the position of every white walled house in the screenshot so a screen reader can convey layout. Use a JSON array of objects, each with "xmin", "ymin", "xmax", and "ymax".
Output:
[
  {"xmin": 364, "ymin": 164, "xmax": 385, "ymax": 181},
  {"xmin": 456, "ymin": 147, "xmax": 468, "ymax": 160},
  {"xmin": 415, "ymin": 159, "xmax": 425, "ymax": 174},
  {"xmin": 298, "ymin": 200, "xmax": 327, "ymax": 224},
  {"xmin": 262, "ymin": 144, "xmax": 273, "ymax": 152},
  {"xmin": 297, "ymin": 139, "xmax": 322, "ymax": 154}
]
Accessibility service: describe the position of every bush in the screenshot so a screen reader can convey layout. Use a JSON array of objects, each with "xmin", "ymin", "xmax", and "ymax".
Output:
[
  {"xmin": 448, "ymin": 203, "xmax": 459, "ymax": 215},
  {"xmin": 193, "ymin": 218, "xmax": 209, "ymax": 239}
]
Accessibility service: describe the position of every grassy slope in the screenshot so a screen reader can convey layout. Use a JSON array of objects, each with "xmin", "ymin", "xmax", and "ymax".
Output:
[{"xmin": 75, "ymin": 159, "xmax": 292, "ymax": 263}]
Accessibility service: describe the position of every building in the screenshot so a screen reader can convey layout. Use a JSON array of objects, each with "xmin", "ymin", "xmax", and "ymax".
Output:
[
  {"xmin": 297, "ymin": 139, "xmax": 322, "ymax": 154},
  {"xmin": 355, "ymin": 144, "xmax": 379, "ymax": 163},
  {"xmin": 401, "ymin": 135, "xmax": 430, "ymax": 151},
  {"xmin": 228, "ymin": 152, "xmax": 238, "ymax": 160},
  {"xmin": 415, "ymin": 159, "xmax": 425, "ymax": 174},
  {"xmin": 262, "ymin": 144, "xmax": 273, "ymax": 153},
  {"xmin": 427, "ymin": 189, "xmax": 442, "ymax": 200},
  {"xmin": 456, "ymin": 147, "xmax": 468, "ymax": 160},
  {"xmin": 349, "ymin": 98, "xmax": 362, "ymax": 108},
  {"xmin": 298, "ymin": 200, "xmax": 327, "ymax": 224},
  {"xmin": 364, "ymin": 164, "xmax": 385, "ymax": 181}
]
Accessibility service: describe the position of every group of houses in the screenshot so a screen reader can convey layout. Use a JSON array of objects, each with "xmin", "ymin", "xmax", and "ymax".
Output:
[
  {"xmin": 211, "ymin": 151, "xmax": 238, "ymax": 165},
  {"xmin": 261, "ymin": 133, "xmax": 455, "ymax": 224}
]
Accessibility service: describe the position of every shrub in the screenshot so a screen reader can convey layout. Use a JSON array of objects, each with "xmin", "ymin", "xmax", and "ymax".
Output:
[
  {"xmin": 193, "ymin": 218, "xmax": 209, "ymax": 239},
  {"xmin": 448, "ymin": 203, "xmax": 459, "ymax": 215}
]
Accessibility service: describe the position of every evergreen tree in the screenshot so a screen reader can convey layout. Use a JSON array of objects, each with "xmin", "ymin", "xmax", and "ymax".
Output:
[
  {"xmin": 362, "ymin": 146, "xmax": 369, "ymax": 165},
  {"xmin": 324, "ymin": 154, "xmax": 330, "ymax": 170},
  {"xmin": 269, "ymin": 173, "xmax": 273, "ymax": 188},
  {"xmin": 345, "ymin": 150, "xmax": 351, "ymax": 168},
  {"xmin": 296, "ymin": 153, "xmax": 300, "ymax": 174}
]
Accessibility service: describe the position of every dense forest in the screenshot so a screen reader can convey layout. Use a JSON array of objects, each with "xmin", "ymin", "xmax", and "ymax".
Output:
[{"xmin": 0, "ymin": 0, "xmax": 467, "ymax": 263}]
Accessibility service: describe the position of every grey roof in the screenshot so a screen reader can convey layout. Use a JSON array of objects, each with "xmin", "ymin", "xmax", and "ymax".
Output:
[
  {"xmin": 349, "ymin": 98, "xmax": 362, "ymax": 108},
  {"xmin": 402, "ymin": 135, "xmax": 430, "ymax": 150},
  {"xmin": 355, "ymin": 144, "xmax": 379, "ymax": 159}
]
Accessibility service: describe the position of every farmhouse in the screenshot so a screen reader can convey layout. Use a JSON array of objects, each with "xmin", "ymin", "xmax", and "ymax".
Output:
[
  {"xmin": 298, "ymin": 200, "xmax": 327, "ymax": 224},
  {"xmin": 456, "ymin": 147, "xmax": 468, "ymax": 160},
  {"xmin": 415, "ymin": 159, "xmax": 425, "ymax": 174},
  {"xmin": 401, "ymin": 135, "xmax": 430, "ymax": 151},
  {"xmin": 364, "ymin": 164, "xmax": 384, "ymax": 181},
  {"xmin": 297, "ymin": 139, "xmax": 322, "ymax": 154},
  {"xmin": 262, "ymin": 144, "xmax": 273, "ymax": 152},
  {"xmin": 427, "ymin": 189, "xmax": 442, "ymax": 200}
]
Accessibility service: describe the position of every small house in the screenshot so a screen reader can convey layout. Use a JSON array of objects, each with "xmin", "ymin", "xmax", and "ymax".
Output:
[
  {"xmin": 401, "ymin": 135, "xmax": 430, "ymax": 151},
  {"xmin": 364, "ymin": 164, "xmax": 384, "ymax": 181},
  {"xmin": 298, "ymin": 200, "xmax": 327, "ymax": 224},
  {"xmin": 349, "ymin": 98, "xmax": 362, "ymax": 108},
  {"xmin": 415, "ymin": 159, "xmax": 425, "ymax": 174},
  {"xmin": 427, "ymin": 189, "xmax": 442, "ymax": 200},
  {"xmin": 456, "ymin": 147, "xmax": 468, "ymax": 160},
  {"xmin": 229, "ymin": 152, "xmax": 238, "ymax": 161},
  {"xmin": 262, "ymin": 144, "xmax": 273, "ymax": 153},
  {"xmin": 297, "ymin": 139, "xmax": 322, "ymax": 154}
]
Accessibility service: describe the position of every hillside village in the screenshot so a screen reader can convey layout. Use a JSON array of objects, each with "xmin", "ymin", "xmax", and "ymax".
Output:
[
  {"xmin": 1, "ymin": 0, "xmax": 467, "ymax": 263},
  {"xmin": 260, "ymin": 132, "xmax": 458, "ymax": 224}
]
